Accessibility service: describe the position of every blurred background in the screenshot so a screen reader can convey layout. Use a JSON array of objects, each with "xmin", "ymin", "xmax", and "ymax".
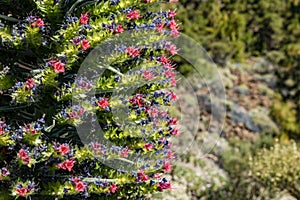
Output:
[{"xmin": 154, "ymin": 0, "xmax": 300, "ymax": 199}]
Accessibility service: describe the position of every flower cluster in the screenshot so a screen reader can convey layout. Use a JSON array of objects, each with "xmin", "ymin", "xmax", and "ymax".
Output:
[{"xmin": 0, "ymin": 0, "xmax": 180, "ymax": 198}]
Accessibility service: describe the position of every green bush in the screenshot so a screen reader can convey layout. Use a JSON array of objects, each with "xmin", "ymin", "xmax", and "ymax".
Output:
[{"xmin": 250, "ymin": 141, "xmax": 300, "ymax": 198}]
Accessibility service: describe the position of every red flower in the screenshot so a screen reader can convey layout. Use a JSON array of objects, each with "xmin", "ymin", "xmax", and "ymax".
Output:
[
  {"xmin": 126, "ymin": 10, "xmax": 140, "ymax": 20},
  {"xmin": 16, "ymin": 187, "xmax": 28, "ymax": 197},
  {"xmin": 80, "ymin": 13, "xmax": 89, "ymax": 24},
  {"xmin": 144, "ymin": 143, "xmax": 153, "ymax": 150},
  {"xmin": 169, "ymin": 118, "xmax": 177, "ymax": 125},
  {"xmin": 126, "ymin": 47, "xmax": 140, "ymax": 57},
  {"xmin": 114, "ymin": 25, "xmax": 124, "ymax": 33},
  {"xmin": 98, "ymin": 98, "xmax": 110, "ymax": 109},
  {"xmin": 75, "ymin": 181, "xmax": 85, "ymax": 192},
  {"xmin": 169, "ymin": 20, "xmax": 179, "ymax": 31},
  {"xmin": 58, "ymin": 159, "xmax": 75, "ymax": 171},
  {"xmin": 164, "ymin": 160, "xmax": 172, "ymax": 173},
  {"xmin": 69, "ymin": 111, "xmax": 80, "ymax": 119},
  {"xmin": 109, "ymin": 184, "xmax": 118, "ymax": 193},
  {"xmin": 156, "ymin": 23, "xmax": 164, "ymax": 32},
  {"xmin": 169, "ymin": 91, "xmax": 177, "ymax": 100},
  {"xmin": 30, "ymin": 129, "xmax": 36, "ymax": 134},
  {"xmin": 81, "ymin": 39, "xmax": 90, "ymax": 50},
  {"xmin": 53, "ymin": 61, "xmax": 65, "ymax": 73},
  {"xmin": 18, "ymin": 149, "xmax": 28, "ymax": 159},
  {"xmin": 138, "ymin": 170, "xmax": 149, "ymax": 181},
  {"xmin": 25, "ymin": 78, "xmax": 35, "ymax": 90},
  {"xmin": 36, "ymin": 18, "xmax": 44, "ymax": 27},
  {"xmin": 171, "ymin": 129, "xmax": 179, "ymax": 135},
  {"xmin": 23, "ymin": 156, "xmax": 30, "ymax": 164},
  {"xmin": 58, "ymin": 144, "xmax": 69, "ymax": 156},
  {"xmin": 157, "ymin": 181, "xmax": 172, "ymax": 191}
]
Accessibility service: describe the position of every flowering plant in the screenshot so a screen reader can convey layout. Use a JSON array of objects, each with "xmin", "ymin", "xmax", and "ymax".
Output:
[{"xmin": 0, "ymin": 0, "xmax": 180, "ymax": 199}]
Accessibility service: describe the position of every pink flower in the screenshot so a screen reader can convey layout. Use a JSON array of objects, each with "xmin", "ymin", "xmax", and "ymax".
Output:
[
  {"xmin": 156, "ymin": 23, "xmax": 164, "ymax": 32},
  {"xmin": 72, "ymin": 177, "xmax": 82, "ymax": 183},
  {"xmin": 25, "ymin": 78, "xmax": 35, "ymax": 90},
  {"xmin": 154, "ymin": 173, "xmax": 161, "ymax": 179},
  {"xmin": 58, "ymin": 159, "xmax": 75, "ymax": 171},
  {"xmin": 164, "ymin": 160, "xmax": 172, "ymax": 173},
  {"xmin": 126, "ymin": 47, "xmax": 140, "ymax": 57},
  {"xmin": 58, "ymin": 144, "xmax": 69, "ymax": 156},
  {"xmin": 98, "ymin": 98, "xmax": 110, "ymax": 109},
  {"xmin": 171, "ymin": 129, "xmax": 179, "ymax": 135},
  {"xmin": 126, "ymin": 10, "xmax": 140, "ymax": 20},
  {"xmin": 157, "ymin": 181, "xmax": 172, "ymax": 191},
  {"xmin": 109, "ymin": 184, "xmax": 118, "ymax": 193},
  {"xmin": 114, "ymin": 25, "xmax": 124, "ymax": 33},
  {"xmin": 167, "ymin": 151, "xmax": 174, "ymax": 159},
  {"xmin": 138, "ymin": 170, "xmax": 149, "ymax": 181},
  {"xmin": 168, "ymin": 44, "xmax": 178, "ymax": 55},
  {"xmin": 144, "ymin": 143, "xmax": 153, "ymax": 150},
  {"xmin": 53, "ymin": 61, "xmax": 65, "ymax": 73},
  {"xmin": 149, "ymin": 108, "xmax": 159, "ymax": 117},
  {"xmin": 81, "ymin": 39, "xmax": 90, "ymax": 50},
  {"xmin": 80, "ymin": 13, "xmax": 89, "ymax": 24},
  {"xmin": 16, "ymin": 187, "xmax": 28, "ymax": 197},
  {"xmin": 36, "ymin": 18, "xmax": 44, "ymax": 27},
  {"xmin": 21, "ymin": 156, "xmax": 30, "ymax": 164},
  {"xmin": 169, "ymin": 0, "xmax": 178, "ymax": 2},
  {"xmin": 120, "ymin": 148, "xmax": 130, "ymax": 158},
  {"xmin": 18, "ymin": 149, "xmax": 30, "ymax": 164},
  {"xmin": 169, "ymin": 118, "xmax": 177, "ymax": 125},
  {"xmin": 168, "ymin": 10, "xmax": 177, "ymax": 18},
  {"xmin": 159, "ymin": 55, "xmax": 169, "ymax": 64},
  {"xmin": 164, "ymin": 70, "xmax": 176, "ymax": 78},
  {"xmin": 170, "ymin": 78, "xmax": 177, "ymax": 86},
  {"xmin": 18, "ymin": 149, "xmax": 28, "ymax": 159},
  {"xmin": 78, "ymin": 108, "xmax": 85, "ymax": 115},
  {"xmin": 172, "ymin": 30, "xmax": 180, "ymax": 38},
  {"xmin": 75, "ymin": 181, "xmax": 85, "ymax": 192},
  {"xmin": 145, "ymin": 0, "xmax": 151, "ymax": 2},
  {"xmin": 169, "ymin": 20, "xmax": 179, "ymax": 31},
  {"xmin": 142, "ymin": 70, "xmax": 154, "ymax": 80},
  {"xmin": 69, "ymin": 111, "xmax": 79, "ymax": 119}
]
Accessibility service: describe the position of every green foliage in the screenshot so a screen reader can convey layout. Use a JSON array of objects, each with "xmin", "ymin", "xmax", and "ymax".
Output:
[
  {"xmin": 174, "ymin": 0, "xmax": 300, "ymax": 139},
  {"xmin": 271, "ymin": 94, "xmax": 300, "ymax": 138},
  {"xmin": 250, "ymin": 141, "xmax": 300, "ymax": 198}
]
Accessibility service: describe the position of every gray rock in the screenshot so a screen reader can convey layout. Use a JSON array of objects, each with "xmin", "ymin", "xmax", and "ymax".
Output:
[{"xmin": 249, "ymin": 108, "xmax": 279, "ymax": 134}]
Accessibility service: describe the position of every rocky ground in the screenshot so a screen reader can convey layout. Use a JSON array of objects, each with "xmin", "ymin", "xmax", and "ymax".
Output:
[{"xmin": 152, "ymin": 57, "xmax": 282, "ymax": 199}]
